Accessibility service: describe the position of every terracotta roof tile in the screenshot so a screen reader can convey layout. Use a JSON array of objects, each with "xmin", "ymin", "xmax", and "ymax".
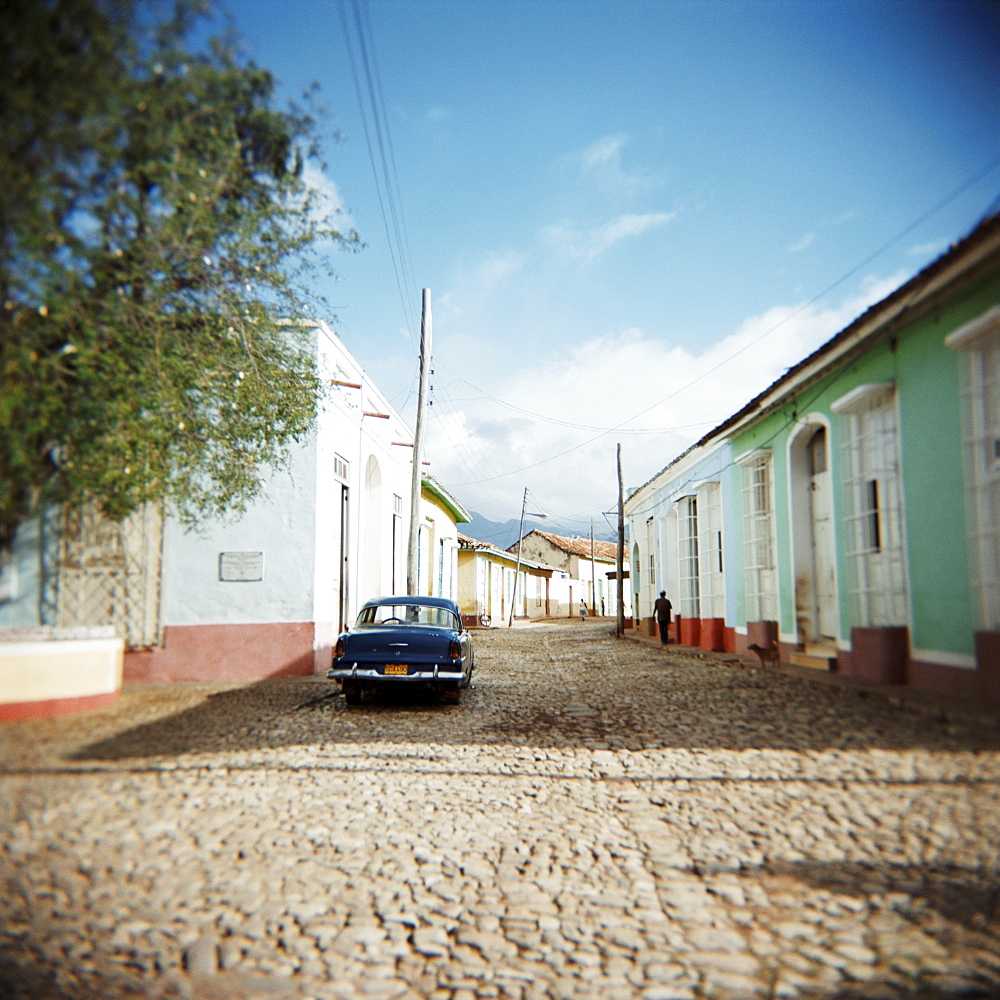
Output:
[{"xmin": 528, "ymin": 531, "xmax": 619, "ymax": 562}]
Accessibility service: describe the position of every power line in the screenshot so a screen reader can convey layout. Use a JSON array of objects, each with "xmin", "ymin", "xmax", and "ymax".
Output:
[
  {"xmin": 442, "ymin": 166, "xmax": 1000, "ymax": 493},
  {"xmin": 339, "ymin": 0, "xmax": 419, "ymax": 349},
  {"xmin": 438, "ymin": 371, "xmax": 722, "ymax": 434},
  {"xmin": 612, "ymin": 152, "xmax": 1000, "ymax": 429}
]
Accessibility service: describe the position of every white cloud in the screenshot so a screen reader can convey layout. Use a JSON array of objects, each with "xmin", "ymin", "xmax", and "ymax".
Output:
[
  {"xmin": 787, "ymin": 231, "xmax": 816, "ymax": 254},
  {"xmin": 908, "ymin": 240, "xmax": 946, "ymax": 258},
  {"xmin": 581, "ymin": 134, "xmax": 627, "ymax": 172},
  {"xmin": 567, "ymin": 134, "xmax": 661, "ymax": 198},
  {"xmin": 475, "ymin": 252, "xmax": 525, "ymax": 285},
  {"xmin": 543, "ymin": 211, "xmax": 676, "ymax": 261},
  {"xmin": 301, "ymin": 164, "xmax": 355, "ymax": 233},
  {"xmin": 426, "ymin": 274, "xmax": 906, "ymax": 522}
]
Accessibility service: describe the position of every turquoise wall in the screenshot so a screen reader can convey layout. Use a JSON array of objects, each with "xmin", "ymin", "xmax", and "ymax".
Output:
[
  {"xmin": 894, "ymin": 280, "xmax": 999, "ymax": 654},
  {"xmin": 727, "ymin": 267, "xmax": 1000, "ymax": 657}
]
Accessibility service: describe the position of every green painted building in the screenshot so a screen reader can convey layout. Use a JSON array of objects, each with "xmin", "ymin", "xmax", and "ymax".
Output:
[
  {"xmin": 720, "ymin": 212, "xmax": 1000, "ymax": 700},
  {"xmin": 627, "ymin": 213, "xmax": 1000, "ymax": 701}
]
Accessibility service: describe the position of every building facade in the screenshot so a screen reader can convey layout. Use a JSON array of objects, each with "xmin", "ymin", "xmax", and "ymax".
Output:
[
  {"xmin": 1, "ymin": 321, "xmax": 473, "ymax": 709},
  {"xmin": 626, "ymin": 212, "xmax": 1000, "ymax": 702},
  {"xmin": 416, "ymin": 478, "xmax": 471, "ymax": 602},
  {"xmin": 509, "ymin": 531, "xmax": 630, "ymax": 619}
]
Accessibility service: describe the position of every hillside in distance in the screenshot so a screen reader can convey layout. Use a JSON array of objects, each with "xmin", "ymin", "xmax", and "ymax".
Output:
[{"xmin": 461, "ymin": 512, "xmax": 616, "ymax": 551}]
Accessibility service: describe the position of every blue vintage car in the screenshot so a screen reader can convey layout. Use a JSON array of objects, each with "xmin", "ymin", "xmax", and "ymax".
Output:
[{"xmin": 328, "ymin": 596, "xmax": 474, "ymax": 705}]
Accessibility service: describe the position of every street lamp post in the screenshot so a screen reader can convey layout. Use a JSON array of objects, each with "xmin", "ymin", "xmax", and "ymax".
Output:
[{"xmin": 509, "ymin": 487, "xmax": 547, "ymax": 628}]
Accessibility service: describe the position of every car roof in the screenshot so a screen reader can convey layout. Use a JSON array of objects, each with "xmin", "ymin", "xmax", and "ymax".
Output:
[{"xmin": 360, "ymin": 595, "xmax": 461, "ymax": 614}]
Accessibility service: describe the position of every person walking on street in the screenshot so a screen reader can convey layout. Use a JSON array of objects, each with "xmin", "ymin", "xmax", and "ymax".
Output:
[
  {"xmin": 654, "ymin": 591, "xmax": 672, "ymax": 644},
  {"xmin": 579, "ymin": 599, "xmax": 587, "ymax": 622}
]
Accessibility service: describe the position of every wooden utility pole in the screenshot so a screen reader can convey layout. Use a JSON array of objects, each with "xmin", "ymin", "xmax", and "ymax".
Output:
[
  {"xmin": 616, "ymin": 443, "xmax": 625, "ymax": 636},
  {"xmin": 406, "ymin": 289, "xmax": 431, "ymax": 595}
]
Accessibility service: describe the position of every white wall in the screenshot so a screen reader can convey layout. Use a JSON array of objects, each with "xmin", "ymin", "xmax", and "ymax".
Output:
[{"xmin": 162, "ymin": 321, "xmax": 417, "ymax": 633}]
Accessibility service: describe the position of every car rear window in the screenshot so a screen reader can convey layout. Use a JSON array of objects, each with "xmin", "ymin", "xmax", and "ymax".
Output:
[{"xmin": 357, "ymin": 604, "xmax": 458, "ymax": 629}]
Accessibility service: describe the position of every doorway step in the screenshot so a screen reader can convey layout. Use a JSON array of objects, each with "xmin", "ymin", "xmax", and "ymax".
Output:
[{"xmin": 789, "ymin": 646, "xmax": 838, "ymax": 671}]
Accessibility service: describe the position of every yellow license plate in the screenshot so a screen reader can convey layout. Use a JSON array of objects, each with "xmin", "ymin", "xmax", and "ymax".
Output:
[{"xmin": 384, "ymin": 663, "xmax": 408, "ymax": 675}]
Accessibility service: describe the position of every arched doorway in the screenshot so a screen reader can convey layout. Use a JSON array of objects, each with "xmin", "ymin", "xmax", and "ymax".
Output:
[{"xmin": 789, "ymin": 420, "xmax": 838, "ymax": 645}]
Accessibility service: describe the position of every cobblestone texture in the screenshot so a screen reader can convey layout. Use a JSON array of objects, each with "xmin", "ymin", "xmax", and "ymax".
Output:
[{"xmin": 2, "ymin": 620, "xmax": 999, "ymax": 999}]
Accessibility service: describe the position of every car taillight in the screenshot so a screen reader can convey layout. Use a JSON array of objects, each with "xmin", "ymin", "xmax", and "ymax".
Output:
[
  {"xmin": 449, "ymin": 640, "xmax": 461, "ymax": 661},
  {"xmin": 334, "ymin": 638, "xmax": 345, "ymax": 658}
]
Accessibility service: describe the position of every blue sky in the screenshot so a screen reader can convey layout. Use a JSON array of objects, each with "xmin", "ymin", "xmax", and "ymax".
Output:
[{"xmin": 226, "ymin": 0, "xmax": 1000, "ymax": 533}]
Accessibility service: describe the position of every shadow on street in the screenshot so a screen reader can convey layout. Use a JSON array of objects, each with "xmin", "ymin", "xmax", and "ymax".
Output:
[{"xmin": 53, "ymin": 622, "xmax": 1000, "ymax": 764}]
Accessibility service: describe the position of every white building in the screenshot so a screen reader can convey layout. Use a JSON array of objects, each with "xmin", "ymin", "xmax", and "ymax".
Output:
[
  {"xmin": 1, "ymin": 320, "xmax": 471, "ymax": 700},
  {"xmin": 507, "ymin": 531, "xmax": 631, "ymax": 620}
]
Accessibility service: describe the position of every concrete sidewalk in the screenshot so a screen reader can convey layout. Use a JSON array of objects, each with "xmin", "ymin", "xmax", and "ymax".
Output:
[{"xmin": 624, "ymin": 626, "xmax": 1000, "ymax": 731}]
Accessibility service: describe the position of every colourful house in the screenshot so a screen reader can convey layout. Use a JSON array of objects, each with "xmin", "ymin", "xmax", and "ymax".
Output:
[
  {"xmin": 457, "ymin": 534, "xmax": 558, "ymax": 626},
  {"xmin": 509, "ymin": 531, "xmax": 631, "ymax": 620},
  {"xmin": 624, "ymin": 440, "xmax": 736, "ymax": 649},
  {"xmin": 626, "ymin": 212, "xmax": 1000, "ymax": 703},
  {"xmin": 417, "ymin": 477, "xmax": 471, "ymax": 601}
]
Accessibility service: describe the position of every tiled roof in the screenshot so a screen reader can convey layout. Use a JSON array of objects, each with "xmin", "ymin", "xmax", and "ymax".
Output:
[
  {"xmin": 458, "ymin": 533, "xmax": 506, "ymax": 553},
  {"xmin": 528, "ymin": 531, "xmax": 619, "ymax": 563},
  {"xmin": 459, "ymin": 534, "xmax": 556, "ymax": 572}
]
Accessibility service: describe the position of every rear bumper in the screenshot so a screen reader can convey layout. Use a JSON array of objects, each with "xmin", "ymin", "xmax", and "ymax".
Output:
[{"xmin": 328, "ymin": 663, "xmax": 467, "ymax": 685}]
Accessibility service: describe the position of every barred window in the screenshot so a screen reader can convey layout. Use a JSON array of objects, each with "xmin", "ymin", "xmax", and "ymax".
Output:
[
  {"xmin": 739, "ymin": 452, "xmax": 778, "ymax": 622},
  {"xmin": 834, "ymin": 384, "xmax": 909, "ymax": 627},
  {"xmin": 697, "ymin": 481, "xmax": 724, "ymax": 619},
  {"xmin": 676, "ymin": 496, "xmax": 700, "ymax": 618},
  {"xmin": 948, "ymin": 307, "xmax": 1000, "ymax": 629}
]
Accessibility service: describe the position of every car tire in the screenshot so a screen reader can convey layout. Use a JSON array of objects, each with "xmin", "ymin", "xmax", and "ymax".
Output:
[
  {"xmin": 343, "ymin": 685, "xmax": 361, "ymax": 706},
  {"xmin": 442, "ymin": 687, "xmax": 461, "ymax": 705}
]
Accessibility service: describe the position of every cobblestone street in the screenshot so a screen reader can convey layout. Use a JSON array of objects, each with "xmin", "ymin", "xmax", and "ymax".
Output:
[{"xmin": 2, "ymin": 620, "xmax": 999, "ymax": 1000}]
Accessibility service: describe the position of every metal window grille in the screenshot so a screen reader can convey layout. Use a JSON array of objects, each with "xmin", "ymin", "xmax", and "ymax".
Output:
[
  {"xmin": 676, "ymin": 496, "xmax": 700, "ymax": 618},
  {"xmin": 958, "ymin": 335, "xmax": 1000, "ymax": 628},
  {"xmin": 840, "ymin": 397, "xmax": 909, "ymax": 626},
  {"xmin": 740, "ymin": 454, "xmax": 778, "ymax": 621},
  {"xmin": 46, "ymin": 503, "xmax": 163, "ymax": 648},
  {"xmin": 393, "ymin": 493, "xmax": 403, "ymax": 515}
]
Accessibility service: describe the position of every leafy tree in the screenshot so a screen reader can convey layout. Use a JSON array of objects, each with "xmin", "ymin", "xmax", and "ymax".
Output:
[{"xmin": 0, "ymin": 0, "xmax": 357, "ymax": 551}]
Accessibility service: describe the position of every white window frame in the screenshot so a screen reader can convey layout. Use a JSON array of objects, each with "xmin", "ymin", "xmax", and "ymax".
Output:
[
  {"xmin": 675, "ymin": 495, "xmax": 700, "ymax": 618},
  {"xmin": 737, "ymin": 450, "xmax": 779, "ymax": 622},
  {"xmin": 832, "ymin": 382, "xmax": 910, "ymax": 627},
  {"xmin": 333, "ymin": 453, "xmax": 350, "ymax": 484},
  {"xmin": 697, "ymin": 480, "xmax": 724, "ymax": 619},
  {"xmin": 947, "ymin": 306, "xmax": 1000, "ymax": 629}
]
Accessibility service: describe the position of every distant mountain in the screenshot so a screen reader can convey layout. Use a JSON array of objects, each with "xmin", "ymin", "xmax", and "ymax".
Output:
[{"xmin": 461, "ymin": 511, "xmax": 615, "ymax": 551}]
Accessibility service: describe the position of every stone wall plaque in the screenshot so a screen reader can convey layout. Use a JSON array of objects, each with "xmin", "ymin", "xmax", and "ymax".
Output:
[{"xmin": 219, "ymin": 551, "xmax": 264, "ymax": 582}]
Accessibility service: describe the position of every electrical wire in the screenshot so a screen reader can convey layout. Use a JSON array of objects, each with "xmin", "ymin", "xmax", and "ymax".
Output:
[
  {"xmin": 436, "ymin": 155, "xmax": 1000, "ymax": 444},
  {"xmin": 620, "ymin": 251, "xmax": 941, "ymax": 524},
  {"xmin": 437, "ymin": 371, "xmax": 723, "ymax": 434},
  {"xmin": 339, "ymin": 0, "xmax": 419, "ymax": 350},
  {"xmin": 429, "ymin": 379, "xmax": 517, "ymax": 509},
  {"xmin": 440, "ymin": 170, "xmax": 1000, "ymax": 501}
]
